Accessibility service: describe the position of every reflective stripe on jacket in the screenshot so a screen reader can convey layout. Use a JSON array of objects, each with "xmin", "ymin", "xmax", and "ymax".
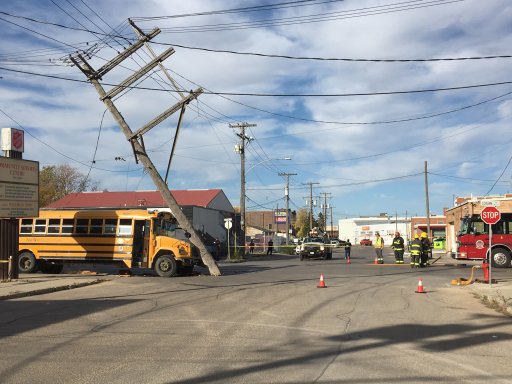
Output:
[
  {"xmin": 392, "ymin": 237, "xmax": 404, "ymax": 251},
  {"xmin": 410, "ymin": 239, "xmax": 422, "ymax": 255}
]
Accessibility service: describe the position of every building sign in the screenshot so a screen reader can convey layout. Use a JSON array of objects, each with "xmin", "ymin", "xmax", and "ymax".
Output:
[
  {"xmin": 0, "ymin": 157, "xmax": 39, "ymax": 217},
  {"xmin": 1, "ymin": 128, "xmax": 24, "ymax": 152},
  {"xmin": 274, "ymin": 209, "xmax": 288, "ymax": 223}
]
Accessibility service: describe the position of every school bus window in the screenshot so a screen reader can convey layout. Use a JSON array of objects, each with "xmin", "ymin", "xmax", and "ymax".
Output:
[
  {"xmin": 90, "ymin": 219, "xmax": 103, "ymax": 234},
  {"xmin": 62, "ymin": 219, "xmax": 74, "ymax": 234},
  {"xmin": 104, "ymin": 219, "xmax": 117, "ymax": 234},
  {"xmin": 34, "ymin": 219, "xmax": 47, "ymax": 234},
  {"xmin": 20, "ymin": 219, "xmax": 33, "ymax": 234},
  {"xmin": 48, "ymin": 219, "xmax": 60, "ymax": 234},
  {"xmin": 76, "ymin": 219, "xmax": 89, "ymax": 234},
  {"xmin": 118, "ymin": 219, "xmax": 132, "ymax": 235}
]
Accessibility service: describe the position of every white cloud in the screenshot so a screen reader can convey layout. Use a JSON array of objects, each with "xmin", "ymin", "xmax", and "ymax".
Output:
[{"xmin": 1, "ymin": 0, "xmax": 512, "ymax": 217}]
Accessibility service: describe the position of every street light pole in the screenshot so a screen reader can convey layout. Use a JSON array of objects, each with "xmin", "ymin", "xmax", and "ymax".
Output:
[
  {"xmin": 244, "ymin": 156, "xmax": 291, "ymax": 251},
  {"xmin": 279, "ymin": 172, "xmax": 297, "ymax": 246}
]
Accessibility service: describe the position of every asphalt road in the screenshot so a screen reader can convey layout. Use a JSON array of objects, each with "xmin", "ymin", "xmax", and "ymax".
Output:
[{"xmin": 1, "ymin": 246, "xmax": 511, "ymax": 384}]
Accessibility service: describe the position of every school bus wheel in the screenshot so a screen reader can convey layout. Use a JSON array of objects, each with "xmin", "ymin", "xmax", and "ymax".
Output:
[
  {"xmin": 154, "ymin": 254, "xmax": 177, "ymax": 277},
  {"xmin": 19, "ymin": 251, "xmax": 38, "ymax": 274}
]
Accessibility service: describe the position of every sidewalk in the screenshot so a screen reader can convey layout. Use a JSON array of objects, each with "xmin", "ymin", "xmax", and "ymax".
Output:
[
  {"xmin": 0, "ymin": 272, "xmax": 110, "ymax": 300},
  {"xmin": 429, "ymin": 251, "xmax": 512, "ymax": 316}
]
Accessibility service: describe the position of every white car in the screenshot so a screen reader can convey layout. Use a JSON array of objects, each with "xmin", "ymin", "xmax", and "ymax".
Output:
[{"xmin": 298, "ymin": 237, "xmax": 333, "ymax": 260}]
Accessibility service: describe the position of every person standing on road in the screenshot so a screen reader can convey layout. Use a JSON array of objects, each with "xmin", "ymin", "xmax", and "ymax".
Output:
[
  {"xmin": 410, "ymin": 234, "xmax": 422, "ymax": 268},
  {"xmin": 420, "ymin": 232, "xmax": 431, "ymax": 267},
  {"xmin": 374, "ymin": 232, "xmax": 384, "ymax": 264},
  {"xmin": 392, "ymin": 232, "xmax": 405, "ymax": 264},
  {"xmin": 344, "ymin": 239, "xmax": 352, "ymax": 261},
  {"xmin": 249, "ymin": 239, "xmax": 255, "ymax": 254},
  {"xmin": 213, "ymin": 238, "xmax": 221, "ymax": 261},
  {"xmin": 266, "ymin": 238, "xmax": 274, "ymax": 255}
]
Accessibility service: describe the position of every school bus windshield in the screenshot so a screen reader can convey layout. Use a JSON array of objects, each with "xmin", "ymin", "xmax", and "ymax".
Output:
[{"xmin": 155, "ymin": 218, "xmax": 178, "ymax": 237}]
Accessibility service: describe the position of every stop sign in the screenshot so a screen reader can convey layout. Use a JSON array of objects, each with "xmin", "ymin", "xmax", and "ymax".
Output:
[{"xmin": 481, "ymin": 206, "xmax": 501, "ymax": 225}]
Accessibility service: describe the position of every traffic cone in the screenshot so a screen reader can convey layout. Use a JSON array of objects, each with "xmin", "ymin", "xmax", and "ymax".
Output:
[
  {"xmin": 317, "ymin": 273, "xmax": 326, "ymax": 288},
  {"xmin": 374, "ymin": 257, "xmax": 378, "ymax": 265},
  {"xmin": 415, "ymin": 278, "xmax": 425, "ymax": 293},
  {"xmin": 347, "ymin": 257, "xmax": 351, "ymax": 264}
]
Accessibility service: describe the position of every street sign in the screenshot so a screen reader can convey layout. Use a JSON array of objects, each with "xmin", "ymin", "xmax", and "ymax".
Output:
[
  {"xmin": 480, "ymin": 200, "xmax": 500, "ymax": 207},
  {"xmin": 224, "ymin": 218, "xmax": 233, "ymax": 230},
  {"xmin": 0, "ymin": 157, "xmax": 39, "ymax": 217},
  {"xmin": 481, "ymin": 206, "xmax": 501, "ymax": 225}
]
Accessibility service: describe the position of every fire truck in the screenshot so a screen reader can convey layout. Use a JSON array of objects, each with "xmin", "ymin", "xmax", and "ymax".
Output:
[{"xmin": 447, "ymin": 197, "xmax": 512, "ymax": 268}]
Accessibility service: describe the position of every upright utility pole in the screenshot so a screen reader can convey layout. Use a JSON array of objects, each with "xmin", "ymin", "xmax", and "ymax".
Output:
[
  {"xmin": 304, "ymin": 182, "xmax": 319, "ymax": 233},
  {"xmin": 320, "ymin": 192, "xmax": 331, "ymax": 234},
  {"xmin": 70, "ymin": 24, "xmax": 220, "ymax": 276},
  {"xmin": 279, "ymin": 172, "xmax": 297, "ymax": 246},
  {"xmin": 424, "ymin": 161, "xmax": 431, "ymax": 240},
  {"xmin": 230, "ymin": 122, "xmax": 256, "ymax": 255},
  {"xmin": 330, "ymin": 205, "xmax": 335, "ymax": 238}
]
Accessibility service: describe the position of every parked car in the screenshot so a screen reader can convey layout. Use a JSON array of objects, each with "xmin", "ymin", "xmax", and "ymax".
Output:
[
  {"xmin": 360, "ymin": 239, "xmax": 372, "ymax": 246},
  {"xmin": 298, "ymin": 237, "xmax": 333, "ymax": 260}
]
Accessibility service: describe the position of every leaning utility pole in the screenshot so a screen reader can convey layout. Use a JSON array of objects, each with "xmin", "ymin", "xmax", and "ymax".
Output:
[
  {"xmin": 279, "ymin": 172, "xmax": 297, "ymax": 246},
  {"xmin": 70, "ymin": 23, "xmax": 220, "ymax": 276},
  {"xmin": 230, "ymin": 122, "xmax": 256, "ymax": 256}
]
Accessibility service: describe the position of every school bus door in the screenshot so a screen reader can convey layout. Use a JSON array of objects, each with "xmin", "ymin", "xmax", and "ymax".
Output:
[{"xmin": 133, "ymin": 220, "xmax": 151, "ymax": 268}]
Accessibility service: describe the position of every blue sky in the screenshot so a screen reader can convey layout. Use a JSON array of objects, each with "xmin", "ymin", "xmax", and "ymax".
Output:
[{"xmin": 1, "ymin": 0, "xmax": 512, "ymax": 221}]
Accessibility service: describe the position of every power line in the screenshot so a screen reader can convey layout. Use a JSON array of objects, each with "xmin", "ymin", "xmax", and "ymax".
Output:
[
  {"xmin": 3, "ymin": 66, "xmax": 512, "ymax": 97},
  {"xmin": 248, "ymin": 172, "xmax": 423, "ymax": 190},
  {"xmin": 160, "ymin": 42, "xmax": 512, "ymax": 63},
  {"xmin": 5, "ymin": 10, "xmax": 512, "ymax": 66},
  {"xmin": 145, "ymin": 0, "xmax": 464, "ymax": 33},
  {"xmin": 428, "ymin": 172, "xmax": 510, "ymax": 184},
  {"xmin": 0, "ymin": 106, "xmax": 142, "ymax": 173},
  {"xmin": 132, "ymin": 0, "xmax": 345, "ymax": 21},
  {"xmin": 484, "ymin": 154, "xmax": 512, "ymax": 195}
]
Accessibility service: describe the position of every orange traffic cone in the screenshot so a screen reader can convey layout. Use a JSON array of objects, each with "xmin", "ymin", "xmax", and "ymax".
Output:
[
  {"xmin": 374, "ymin": 257, "xmax": 378, "ymax": 265},
  {"xmin": 415, "ymin": 278, "xmax": 425, "ymax": 293},
  {"xmin": 317, "ymin": 273, "xmax": 326, "ymax": 288},
  {"xmin": 347, "ymin": 257, "xmax": 351, "ymax": 264}
]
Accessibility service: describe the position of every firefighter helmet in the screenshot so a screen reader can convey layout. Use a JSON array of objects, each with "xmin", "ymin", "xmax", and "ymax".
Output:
[{"xmin": 421, "ymin": 232, "xmax": 427, "ymax": 238}]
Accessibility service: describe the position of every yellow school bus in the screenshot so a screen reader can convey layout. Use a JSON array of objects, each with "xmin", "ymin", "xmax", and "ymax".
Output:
[{"xmin": 18, "ymin": 208, "xmax": 200, "ymax": 277}]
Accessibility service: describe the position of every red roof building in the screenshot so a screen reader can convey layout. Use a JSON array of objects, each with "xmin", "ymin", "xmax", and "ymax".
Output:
[
  {"xmin": 47, "ymin": 189, "xmax": 234, "ymax": 213},
  {"xmin": 46, "ymin": 190, "xmax": 235, "ymax": 249}
]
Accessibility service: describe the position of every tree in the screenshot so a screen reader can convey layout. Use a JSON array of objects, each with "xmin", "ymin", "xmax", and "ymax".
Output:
[
  {"xmin": 317, "ymin": 212, "xmax": 325, "ymax": 231},
  {"xmin": 39, "ymin": 164, "xmax": 99, "ymax": 207},
  {"xmin": 294, "ymin": 208, "xmax": 310, "ymax": 238}
]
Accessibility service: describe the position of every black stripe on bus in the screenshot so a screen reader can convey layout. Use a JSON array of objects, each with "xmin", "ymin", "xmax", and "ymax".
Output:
[{"xmin": 37, "ymin": 250, "xmax": 133, "ymax": 256}]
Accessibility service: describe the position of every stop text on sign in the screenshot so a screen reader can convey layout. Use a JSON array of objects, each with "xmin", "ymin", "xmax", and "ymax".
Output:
[{"xmin": 481, "ymin": 206, "xmax": 501, "ymax": 225}]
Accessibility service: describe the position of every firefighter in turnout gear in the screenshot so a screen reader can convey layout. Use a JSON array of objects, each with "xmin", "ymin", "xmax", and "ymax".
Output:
[
  {"xmin": 374, "ymin": 232, "xmax": 385, "ymax": 264},
  {"xmin": 420, "ymin": 232, "xmax": 431, "ymax": 267},
  {"xmin": 410, "ymin": 234, "xmax": 422, "ymax": 268},
  {"xmin": 391, "ymin": 232, "xmax": 405, "ymax": 264}
]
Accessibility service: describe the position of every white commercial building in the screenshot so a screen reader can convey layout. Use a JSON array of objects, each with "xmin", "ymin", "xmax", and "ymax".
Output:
[{"xmin": 338, "ymin": 215, "xmax": 410, "ymax": 246}]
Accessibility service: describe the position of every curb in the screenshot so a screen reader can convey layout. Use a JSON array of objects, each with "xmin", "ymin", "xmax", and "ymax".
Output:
[{"xmin": 0, "ymin": 278, "xmax": 107, "ymax": 301}]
